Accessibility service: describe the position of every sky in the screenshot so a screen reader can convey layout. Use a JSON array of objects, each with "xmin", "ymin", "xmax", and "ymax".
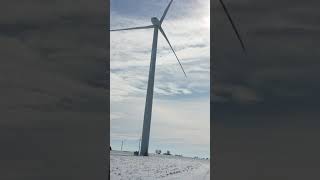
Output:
[
  {"xmin": 213, "ymin": 0, "xmax": 320, "ymax": 179},
  {"xmin": 0, "ymin": 0, "xmax": 108, "ymax": 179},
  {"xmin": 110, "ymin": 0, "xmax": 210, "ymax": 158}
]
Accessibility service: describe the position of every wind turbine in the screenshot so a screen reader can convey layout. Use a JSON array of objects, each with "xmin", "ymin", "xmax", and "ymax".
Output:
[
  {"xmin": 218, "ymin": 0, "xmax": 247, "ymax": 54},
  {"xmin": 110, "ymin": 0, "xmax": 186, "ymax": 156},
  {"xmin": 110, "ymin": 0, "xmax": 246, "ymax": 156}
]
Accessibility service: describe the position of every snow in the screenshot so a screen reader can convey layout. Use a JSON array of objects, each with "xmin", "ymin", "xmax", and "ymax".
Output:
[{"xmin": 110, "ymin": 150, "xmax": 210, "ymax": 180}]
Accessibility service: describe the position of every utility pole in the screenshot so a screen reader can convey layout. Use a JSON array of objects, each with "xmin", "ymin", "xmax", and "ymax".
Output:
[{"xmin": 121, "ymin": 140, "xmax": 125, "ymax": 151}]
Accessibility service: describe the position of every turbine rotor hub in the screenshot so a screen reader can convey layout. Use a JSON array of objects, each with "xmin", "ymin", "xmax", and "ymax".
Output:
[{"xmin": 151, "ymin": 17, "xmax": 160, "ymax": 27}]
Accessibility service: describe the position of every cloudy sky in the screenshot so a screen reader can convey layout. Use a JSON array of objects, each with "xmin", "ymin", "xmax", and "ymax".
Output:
[
  {"xmin": 0, "ymin": 0, "xmax": 108, "ymax": 179},
  {"xmin": 213, "ymin": 0, "xmax": 320, "ymax": 179},
  {"xmin": 110, "ymin": 0, "xmax": 210, "ymax": 158}
]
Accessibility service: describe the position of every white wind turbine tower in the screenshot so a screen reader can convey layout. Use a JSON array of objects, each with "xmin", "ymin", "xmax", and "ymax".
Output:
[{"xmin": 110, "ymin": 0, "xmax": 187, "ymax": 156}]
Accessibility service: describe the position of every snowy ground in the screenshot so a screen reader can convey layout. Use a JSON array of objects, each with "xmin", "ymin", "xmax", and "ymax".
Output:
[{"xmin": 110, "ymin": 150, "xmax": 210, "ymax": 180}]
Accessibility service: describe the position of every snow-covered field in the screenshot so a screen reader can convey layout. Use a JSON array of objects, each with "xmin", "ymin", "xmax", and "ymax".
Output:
[{"xmin": 110, "ymin": 150, "xmax": 210, "ymax": 180}]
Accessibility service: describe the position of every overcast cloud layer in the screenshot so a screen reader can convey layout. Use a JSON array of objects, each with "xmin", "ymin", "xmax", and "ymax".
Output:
[
  {"xmin": 110, "ymin": 0, "xmax": 210, "ymax": 158},
  {"xmin": 213, "ymin": 0, "xmax": 320, "ymax": 179},
  {"xmin": 0, "ymin": 0, "xmax": 108, "ymax": 179}
]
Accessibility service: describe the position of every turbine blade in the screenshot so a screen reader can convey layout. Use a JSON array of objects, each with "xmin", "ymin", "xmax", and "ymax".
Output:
[
  {"xmin": 160, "ymin": 0, "xmax": 173, "ymax": 24},
  {"xmin": 110, "ymin": 25, "xmax": 154, "ymax": 31},
  {"xmin": 219, "ymin": 0, "xmax": 247, "ymax": 54},
  {"xmin": 159, "ymin": 27, "xmax": 187, "ymax": 78}
]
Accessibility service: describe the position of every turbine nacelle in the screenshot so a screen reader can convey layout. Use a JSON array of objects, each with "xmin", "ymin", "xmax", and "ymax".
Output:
[{"xmin": 151, "ymin": 17, "xmax": 161, "ymax": 27}]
